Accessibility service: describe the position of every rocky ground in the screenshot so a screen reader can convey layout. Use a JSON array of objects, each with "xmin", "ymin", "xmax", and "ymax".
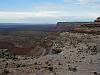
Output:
[{"xmin": 0, "ymin": 32, "xmax": 100, "ymax": 75}]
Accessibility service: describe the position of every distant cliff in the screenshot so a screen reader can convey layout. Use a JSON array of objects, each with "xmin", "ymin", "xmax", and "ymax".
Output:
[{"xmin": 56, "ymin": 22, "xmax": 89, "ymax": 32}]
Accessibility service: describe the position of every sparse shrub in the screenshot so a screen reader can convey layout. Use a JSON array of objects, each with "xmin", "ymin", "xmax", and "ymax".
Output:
[
  {"xmin": 48, "ymin": 64, "xmax": 51, "ymax": 66},
  {"xmin": 93, "ymin": 72, "xmax": 98, "ymax": 75},
  {"xmin": 68, "ymin": 67, "xmax": 77, "ymax": 72},
  {"xmin": 34, "ymin": 62, "xmax": 37, "ymax": 65},
  {"xmin": 35, "ymin": 67, "xmax": 38, "ymax": 70},
  {"xmin": 43, "ymin": 66, "xmax": 54, "ymax": 72},
  {"xmin": 87, "ymin": 45, "xmax": 98, "ymax": 55},
  {"xmin": 2, "ymin": 59, "xmax": 6, "ymax": 61},
  {"xmin": 52, "ymin": 49, "xmax": 62, "ymax": 54},
  {"xmin": 16, "ymin": 64, "xmax": 26, "ymax": 68},
  {"xmin": 12, "ymin": 56, "xmax": 18, "ymax": 61},
  {"xmin": 54, "ymin": 72, "xmax": 56, "ymax": 75},
  {"xmin": 44, "ymin": 66, "xmax": 48, "ymax": 69},
  {"xmin": 82, "ymin": 56, "xmax": 85, "ymax": 59},
  {"xmin": 48, "ymin": 66, "xmax": 53, "ymax": 71},
  {"xmin": 16, "ymin": 64, "xmax": 21, "ymax": 68},
  {"xmin": 45, "ymin": 61, "xmax": 49, "ymax": 64},
  {"xmin": 94, "ymin": 72, "xmax": 97, "ymax": 74},
  {"xmin": 21, "ymin": 64, "xmax": 26, "ymax": 67},
  {"xmin": 58, "ymin": 62, "xmax": 62, "ymax": 65}
]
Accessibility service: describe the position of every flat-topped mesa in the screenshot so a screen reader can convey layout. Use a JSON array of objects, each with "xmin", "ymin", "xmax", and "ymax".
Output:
[{"xmin": 56, "ymin": 22, "xmax": 81, "ymax": 32}]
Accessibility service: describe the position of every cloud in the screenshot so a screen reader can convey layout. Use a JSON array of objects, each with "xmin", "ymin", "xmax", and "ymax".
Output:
[
  {"xmin": 0, "ymin": 11, "xmax": 61, "ymax": 20},
  {"xmin": 64, "ymin": 0, "xmax": 100, "ymax": 5},
  {"xmin": 0, "ymin": 11, "xmax": 99, "ymax": 20},
  {"xmin": 78, "ymin": 0, "xmax": 90, "ymax": 4},
  {"xmin": 77, "ymin": 0, "xmax": 100, "ymax": 5},
  {"xmin": 0, "ymin": 1, "xmax": 100, "ymax": 23}
]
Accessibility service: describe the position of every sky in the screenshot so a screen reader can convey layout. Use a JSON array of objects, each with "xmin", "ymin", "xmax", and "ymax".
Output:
[{"xmin": 0, "ymin": 0, "xmax": 100, "ymax": 23}]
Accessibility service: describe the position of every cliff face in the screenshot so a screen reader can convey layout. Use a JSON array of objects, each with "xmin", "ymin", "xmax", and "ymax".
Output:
[{"xmin": 56, "ymin": 22, "xmax": 90, "ymax": 32}]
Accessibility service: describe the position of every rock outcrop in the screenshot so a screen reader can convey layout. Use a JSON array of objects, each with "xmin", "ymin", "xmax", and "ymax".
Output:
[{"xmin": 74, "ymin": 17, "xmax": 100, "ymax": 34}]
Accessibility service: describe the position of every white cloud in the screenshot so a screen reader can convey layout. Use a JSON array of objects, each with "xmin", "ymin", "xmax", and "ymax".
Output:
[
  {"xmin": 77, "ymin": 0, "xmax": 100, "ymax": 4},
  {"xmin": 0, "ymin": 11, "xmax": 61, "ymax": 20},
  {"xmin": 64, "ymin": 0, "xmax": 100, "ymax": 5},
  {"xmin": 78, "ymin": 0, "xmax": 90, "ymax": 4},
  {"xmin": 0, "ymin": 11, "xmax": 99, "ymax": 20},
  {"xmin": 0, "ymin": 1, "xmax": 100, "ymax": 23}
]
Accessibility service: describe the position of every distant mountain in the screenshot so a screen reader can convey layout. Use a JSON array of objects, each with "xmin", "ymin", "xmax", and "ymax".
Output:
[{"xmin": 0, "ymin": 23, "xmax": 56, "ymax": 32}]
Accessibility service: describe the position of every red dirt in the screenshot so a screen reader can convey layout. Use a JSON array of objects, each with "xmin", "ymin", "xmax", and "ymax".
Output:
[{"xmin": 0, "ymin": 41, "xmax": 32, "ymax": 55}]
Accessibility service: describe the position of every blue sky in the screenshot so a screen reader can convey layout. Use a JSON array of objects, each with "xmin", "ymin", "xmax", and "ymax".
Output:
[{"xmin": 0, "ymin": 0, "xmax": 100, "ymax": 23}]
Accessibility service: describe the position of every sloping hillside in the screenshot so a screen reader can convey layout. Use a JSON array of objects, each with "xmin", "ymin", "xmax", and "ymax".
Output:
[
  {"xmin": 32, "ymin": 32, "xmax": 100, "ymax": 75},
  {"xmin": 27, "ymin": 32, "xmax": 100, "ymax": 75},
  {"xmin": 0, "ymin": 32, "xmax": 100, "ymax": 75}
]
